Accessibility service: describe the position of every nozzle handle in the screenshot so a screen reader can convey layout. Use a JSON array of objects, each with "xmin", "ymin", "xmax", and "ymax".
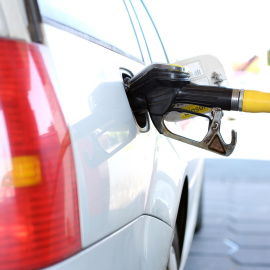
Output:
[{"xmin": 176, "ymin": 83, "xmax": 234, "ymax": 110}]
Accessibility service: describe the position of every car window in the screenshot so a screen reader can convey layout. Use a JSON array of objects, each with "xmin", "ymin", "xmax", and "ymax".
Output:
[
  {"xmin": 131, "ymin": 0, "xmax": 168, "ymax": 63},
  {"xmin": 38, "ymin": 0, "xmax": 143, "ymax": 62}
]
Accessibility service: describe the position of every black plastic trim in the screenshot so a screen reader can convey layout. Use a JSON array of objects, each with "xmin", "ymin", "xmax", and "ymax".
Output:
[{"xmin": 24, "ymin": 0, "xmax": 43, "ymax": 43}]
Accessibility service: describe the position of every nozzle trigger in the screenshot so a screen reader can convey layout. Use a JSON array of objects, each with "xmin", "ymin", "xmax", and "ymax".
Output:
[{"xmin": 161, "ymin": 108, "xmax": 237, "ymax": 156}]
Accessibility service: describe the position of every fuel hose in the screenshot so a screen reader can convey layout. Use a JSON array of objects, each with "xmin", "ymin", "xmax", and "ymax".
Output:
[{"xmin": 176, "ymin": 85, "xmax": 270, "ymax": 113}]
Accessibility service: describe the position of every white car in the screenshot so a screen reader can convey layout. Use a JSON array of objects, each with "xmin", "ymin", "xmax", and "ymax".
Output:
[{"xmin": 0, "ymin": 0, "xmax": 204, "ymax": 269}]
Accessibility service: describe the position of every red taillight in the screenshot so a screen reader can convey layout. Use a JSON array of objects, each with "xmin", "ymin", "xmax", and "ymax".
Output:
[{"xmin": 0, "ymin": 39, "xmax": 81, "ymax": 269}]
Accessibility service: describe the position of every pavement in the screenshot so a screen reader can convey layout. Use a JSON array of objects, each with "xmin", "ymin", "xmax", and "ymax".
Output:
[{"xmin": 184, "ymin": 158, "xmax": 270, "ymax": 270}]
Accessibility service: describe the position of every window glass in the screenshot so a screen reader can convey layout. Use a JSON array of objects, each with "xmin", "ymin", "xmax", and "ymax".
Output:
[
  {"xmin": 131, "ymin": 0, "xmax": 167, "ymax": 63},
  {"xmin": 124, "ymin": 0, "xmax": 151, "ymax": 64},
  {"xmin": 38, "ymin": 0, "xmax": 142, "ymax": 61}
]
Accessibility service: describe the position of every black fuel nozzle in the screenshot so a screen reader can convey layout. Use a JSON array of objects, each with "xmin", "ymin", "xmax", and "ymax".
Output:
[
  {"xmin": 126, "ymin": 64, "xmax": 189, "ymax": 132},
  {"xmin": 127, "ymin": 64, "xmax": 237, "ymax": 132},
  {"xmin": 126, "ymin": 63, "xmax": 239, "ymax": 156}
]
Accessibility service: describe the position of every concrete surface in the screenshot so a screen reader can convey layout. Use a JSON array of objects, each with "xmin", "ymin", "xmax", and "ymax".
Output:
[{"xmin": 184, "ymin": 158, "xmax": 270, "ymax": 270}]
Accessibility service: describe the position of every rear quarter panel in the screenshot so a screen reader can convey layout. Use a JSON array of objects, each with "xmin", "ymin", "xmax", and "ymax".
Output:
[
  {"xmin": 41, "ymin": 23, "xmax": 189, "ymax": 248},
  {"xmin": 37, "ymin": 3, "xmax": 204, "ymax": 268}
]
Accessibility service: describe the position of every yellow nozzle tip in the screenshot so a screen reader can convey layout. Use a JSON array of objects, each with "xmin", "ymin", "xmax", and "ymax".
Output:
[
  {"xmin": 170, "ymin": 64, "xmax": 185, "ymax": 68},
  {"xmin": 243, "ymin": 90, "xmax": 270, "ymax": 113}
]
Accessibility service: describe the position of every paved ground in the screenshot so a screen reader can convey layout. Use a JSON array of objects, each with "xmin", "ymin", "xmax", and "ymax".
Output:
[{"xmin": 184, "ymin": 158, "xmax": 270, "ymax": 270}]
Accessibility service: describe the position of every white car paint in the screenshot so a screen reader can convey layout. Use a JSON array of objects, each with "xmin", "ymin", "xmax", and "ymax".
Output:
[
  {"xmin": 41, "ymin": 215, "xmax": 173, "ymax": 270},
  {"xmin": 0, "ymin": 0, "xmax": 204, "ymax": 269},
  {"xmin": 0, "ymin": 0, "xmax": 30, "ymax": 41}
]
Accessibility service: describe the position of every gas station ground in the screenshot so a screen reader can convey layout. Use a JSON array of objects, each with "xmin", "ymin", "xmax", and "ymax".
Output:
[{"xmin": 184, "ymin": 158, "xmax": 270, "ymax": 270}]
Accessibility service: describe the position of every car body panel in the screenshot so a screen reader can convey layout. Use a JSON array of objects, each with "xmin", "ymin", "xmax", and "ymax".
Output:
[
  {"xmin": 40, "ymin": 21, "xmax": 191, "ymax": 247},
  {"xmin": 41, "ymin": 23, "xmax": 153, "ymax": 246},
  {"xmin": 44, "ymin": 215, "xmax": 173, "ymax": 270},
  {"xmin": 0, "ymin": 0, "xmax": 30, "ymax": 41}
]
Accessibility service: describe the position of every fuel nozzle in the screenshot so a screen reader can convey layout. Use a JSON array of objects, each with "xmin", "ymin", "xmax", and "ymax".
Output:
[{"xmin": 126, "ymin": 63, "xmax": 270, "ymax": 156}]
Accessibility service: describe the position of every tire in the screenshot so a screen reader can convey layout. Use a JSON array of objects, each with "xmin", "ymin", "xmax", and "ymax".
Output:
[
  {"xmin": 167, "ymin": 179, "xmax": 188, "ymax": 269},
  {"xmin": 195, "ymin": 188, "xmax": 203, "ymax": 233},
  {"xmin": 167, "ymin": 227, "xmax": 180, "ymax": 270}
]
